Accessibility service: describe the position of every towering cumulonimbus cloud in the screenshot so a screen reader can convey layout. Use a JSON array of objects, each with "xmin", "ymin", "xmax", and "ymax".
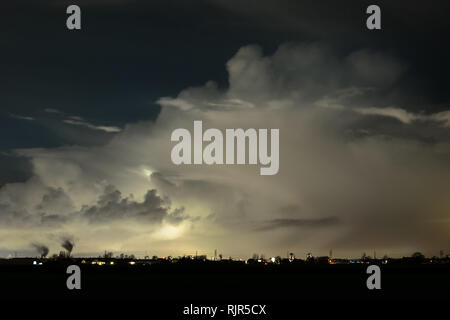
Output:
[{"xmin": 0, "ymin": 42, "xmax": 449, "ymax": 258}]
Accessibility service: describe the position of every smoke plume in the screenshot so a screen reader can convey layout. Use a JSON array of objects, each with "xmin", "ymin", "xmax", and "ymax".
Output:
[
  {"xmin": 31, "ymin": 243, "xmax": 49, "ymax": 258},
  {"xmin": 61, "ymin": 237, "xmax": 75, "ymax": 256}
]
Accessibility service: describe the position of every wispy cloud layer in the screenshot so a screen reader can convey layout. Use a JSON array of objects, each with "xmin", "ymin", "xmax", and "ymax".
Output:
[
  {"xmin": 63, "ymin": 119, "xmax": 122, "ymax": 133},
  {"xmin": 9, "ymin": 114, "xmax": 35, "ymax": 121}
]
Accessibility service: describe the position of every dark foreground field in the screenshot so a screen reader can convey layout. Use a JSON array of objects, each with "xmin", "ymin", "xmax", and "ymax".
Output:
[{"xmin": 1, "ymin": 262, "xmax": 449, "ymax": 317}]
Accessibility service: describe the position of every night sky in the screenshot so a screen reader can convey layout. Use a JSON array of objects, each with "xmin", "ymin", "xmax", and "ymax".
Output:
[{"xmin": 1, "ymin": 0, "xmax": 449, "ymax": 258}]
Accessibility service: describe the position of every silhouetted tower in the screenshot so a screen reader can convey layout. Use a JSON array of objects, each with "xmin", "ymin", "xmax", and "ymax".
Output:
[
  {"xmin": 329, "ymin": 249, "xmax": 333, "ymax": 259},
  {"xmin": 214, "ymin": 249, "xmax": 217, "ymax": 261}
]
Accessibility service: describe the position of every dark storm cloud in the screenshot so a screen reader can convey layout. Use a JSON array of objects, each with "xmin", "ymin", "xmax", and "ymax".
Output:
[
  {"xmin": 255, "ymin": 217, "xmax": 340, "ymax": 232},
  {"xmin": 0, "ymin": 183, "xmax": 72, "ymax": 227},
  {"xmin": 35, "ymin": 187, "xmax": 74, "ymax": 212},
  {"xmin": 81, "ymin": 185, "xmax": 188, "ymax": 224},
  {"xmin": 0, "ymin": 177, "xmax": 186, "ymax": 228}
]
